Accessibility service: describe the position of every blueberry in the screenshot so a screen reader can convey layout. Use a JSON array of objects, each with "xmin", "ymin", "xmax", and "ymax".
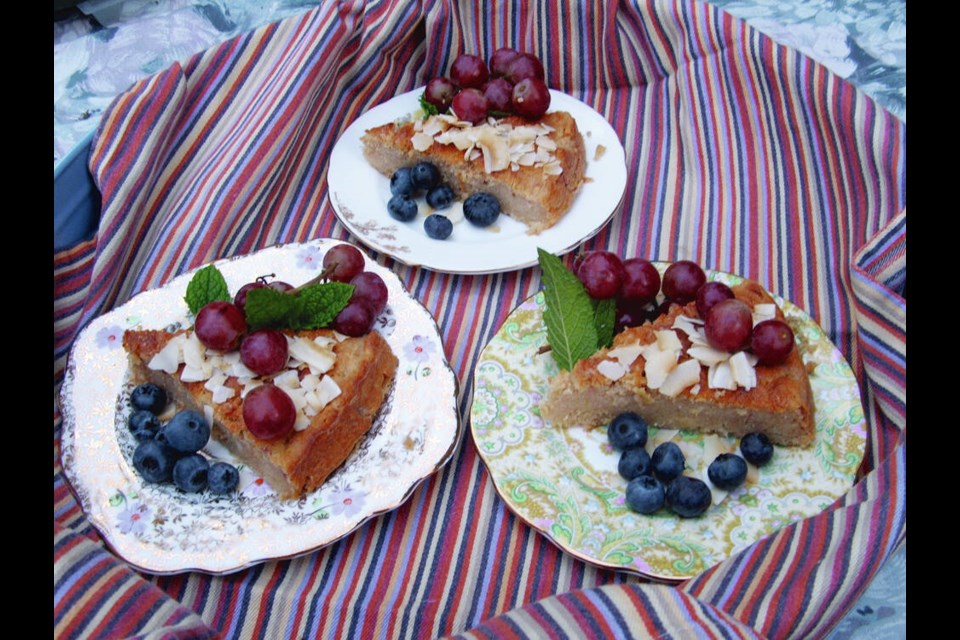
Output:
[
  {"xmin": 128, "ymin": 410, "xmax": 162, "ymax": 442},
  {"xmin": 463, "ymin": 192, "xmax": 501, "ymax": 227},
  {"xmin": 411, "ymin": 162, "xmax": 441, "ymax": 190},
  {"xmin": 426, "ymin": 184, "xmax": 455, "ymax": 209},
  {"xmin": 651, "ymin": 442, "xmax": 685, "ymax": 483},
  {"xmin": 708, "ymin": 453, "xmax": 748, "ymax": 490},
  {"xmin": 208, "ymin": 462, "xmax": 240, "ymax": 495},
  {"xmin": 173, "ymin": 454, "xmax": 209, "ymax": 493},
  {"xmin": 388, "ymin": 194, "xmax": 419, "ymax": 222},
  {"xmin": 424, "ymin": 214, "xmax": 453, "ymax": 240},
  {"xmin": 133, "ymin": 440, "xmax": 178, "ymax": 484},
  {"xmin": 618, "ymin": 447, "xmax": 652, "ymax": 480},
  {"xmin": 740, "ymin": 432, "xmax": 774, "ymax": 466},
  {"xmin": 130, "ymin": 383, "xmax": 167, "ymax": 414},
  {"xmin": 625, "ymin": 475, "xmax": 665, "ymax": 514},
  {"xmin": 665, "ymin": 476, "xmax": 712, "ymax": 518},
  {"xmin": 157, "ymin": 410, "xmax": 210, "ymax": 453},
  {"xmin": 390, "ymin": 167, "xmax": 417, "ymax": 197},
  {"xmin": 607, "ymin": 412, "xmax": 648, "ymax": 450}
]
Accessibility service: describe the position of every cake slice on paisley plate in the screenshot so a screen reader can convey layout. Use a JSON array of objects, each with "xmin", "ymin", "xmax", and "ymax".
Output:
[{"xmin": 538, "ymin": 254, "xmax": 815, "ymax": 448}]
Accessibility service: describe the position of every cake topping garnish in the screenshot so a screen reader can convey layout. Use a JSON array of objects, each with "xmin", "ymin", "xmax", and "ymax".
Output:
[{"xmin": 413, "ymin": 115, "xmax": 562, "ymax": 176}]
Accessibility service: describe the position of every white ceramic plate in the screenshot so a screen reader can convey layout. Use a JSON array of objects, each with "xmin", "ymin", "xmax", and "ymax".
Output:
[
  {"xmin": 470, "ymin": 266, "xmax": 867, "ymax": 582},
  {"xmin": 327, "ymin": 88, "xmax": 627, "ymax": 274},
  {"xmin": 59, "ymin": 239, "xmax": 462, "ymax": 575}
]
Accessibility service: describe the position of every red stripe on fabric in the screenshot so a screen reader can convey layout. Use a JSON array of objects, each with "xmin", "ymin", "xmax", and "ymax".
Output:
[
  {"xmin": 58, "ymin": 560, "xmax": 128, "ymax": 638},
  {"xmin": 620, "ymin": 583, "xmax": 669, "ymax": 637}
]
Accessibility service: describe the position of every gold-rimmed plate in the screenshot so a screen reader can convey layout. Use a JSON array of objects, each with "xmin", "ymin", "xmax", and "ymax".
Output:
[
  {"xmin": 470, "ymin": 265, "xmax": 866, "ymax": 581},
  {"xmin": 60, "ymin": 239, "xmax": 461, "ymax": 575}
]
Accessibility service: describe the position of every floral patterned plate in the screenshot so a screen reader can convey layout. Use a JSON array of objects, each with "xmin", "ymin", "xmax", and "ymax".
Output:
[
  {"xmin": 327, "ymin": 88, "xmax": 627, "ymax": 274},
  {"xmin": 60, "ymin": 239, "xmax": 461, "ymax": 575},
  {"xmin": 470, "ymin": 266, "xmax": 866, "ymax": 582}
]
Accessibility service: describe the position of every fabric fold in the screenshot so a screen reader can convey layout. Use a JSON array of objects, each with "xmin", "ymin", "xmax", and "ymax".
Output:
[{"xmin": 53, "ymin": 1, "xmax": 906, "ymax": 637}]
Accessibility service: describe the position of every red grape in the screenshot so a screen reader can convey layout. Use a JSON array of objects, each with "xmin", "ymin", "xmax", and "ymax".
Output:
[
  {"xmin": 615, "ymin": 298, "xmax": 658, "ymax": 333},
  {"xmin": 505, "ymin": 53, "xmax": 545, "ymax": 84},
  {"xmin": 194, "ymin": 301, "xmax": 247, "ymax": 352},
  {"xmin": 482, "ymin": 78, "xmax": 514, "ymax": 114},
  {"xmin": 424, "ymin": 77, "xmax": 458, "ymax": 111},
  {"xmin": 240, "ymin": 329, "xmax": 289, "ymax": 376},
  {"xmin": 751, "ymin": 319, "xmax": 795, "ymax": 365},
  {"xmin": 268, "ymin": 281, "xmax": 293, "ymax": 292},
  {"xmin": 695, "ymin": 281, "xmax": 734, "ymax": 318},
  {"xmin": 704, "ymin": 299, "xmax": 753, "ymax": 352},
  {"xmin": 452, "ymin": 88, "xmax": 489, "ymax": 124},
  {"xmin": 512, "ymin": 77, "xmax": 550, "ymax": 119},
  {"xmin": 450, "ymin": 54, "xmax": 489, "ymax": 89},
  {"xmin": 322, "ymin": 244, "xmax": 365, "ymax": 283},
  {"xmin": 620, "ymin": 258, "xmax": 661, "ymax": 303},
  {"xmin": 489, "ymin": 47, "xmax": 520, "ymax": 77},
  {"xmin": 242, "ymin": 384, "xmax": 296, "ymax": 440},
  {"xmin": 576, "ymin": 251, "xmax": 625, "ymax": 300},
  {"xmin": 662, "ymin": 261, "xmax": 706, "ymax": 303},
  {"xmin": 334, "ymin": 298, "xmax": 376, "ymax": 336},
  {"xmin": 350, "ymin": 272, "xmax": 388, "ymax": 315}
]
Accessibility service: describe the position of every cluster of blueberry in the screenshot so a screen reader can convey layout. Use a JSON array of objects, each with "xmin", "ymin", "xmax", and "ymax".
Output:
[
  {"xmin": 128, "ymin": 383, "xmax": 240, "ymax": 495},
  {"xmin": 388, "ymin": 161, "xmax": 501, "ymax": 240},
  {"xmin": 608, "ymin": 412, "xmax": 774, "ymax": 517}
]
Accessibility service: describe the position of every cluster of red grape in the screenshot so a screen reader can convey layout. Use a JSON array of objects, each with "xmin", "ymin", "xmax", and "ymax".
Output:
[
  {"xmin": 423, "ymin": 49, "xmax": 551, "ymax": 124},
  {"xmin": 573, "ymin": 253, "xmax": 795, "ymax": 364},
  {"xmin": 191, "ymin": 244, "xmax": 388, "ymax": 440}
]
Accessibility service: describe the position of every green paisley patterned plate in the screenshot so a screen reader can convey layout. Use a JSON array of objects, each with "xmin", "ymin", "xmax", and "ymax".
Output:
[{"xmin": 470, "ymin": 266, "xmax": 866, "ymax": 582}]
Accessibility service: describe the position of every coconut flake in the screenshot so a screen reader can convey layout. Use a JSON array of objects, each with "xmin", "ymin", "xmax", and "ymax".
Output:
[
  {"xmin": 708, "ymin": 361, "xmax": 737, "ymax": 390},
  {"xmin": 729, "ymin": 351, "xmax": 757, "ymax": 390},
  {"xmin": 211, "ymin": 384, "xmax": 235, "ymax": 404},
  {"xmin": 288, "ymin": 336, "xmax": 335, "ymax": 374},
  {"xmin": 148, "ymin": 337, "xmax": 183, "ymax": 374},
  {"xmin": 655, "ymin": 330, "xmax": 683, "ymax": 352},
  {"xmin": 752, "ymin": 303, "xmax": 777, "ymax": 326},
  {"xmin": 315, "ymin": 375, "xmax": 342, "ymax": 407},
  {"xmin": 597, "ymin": 359, "xmax": 627, "ymax": 381},
  {"xmin": 411, "ymin": 132, "xmax": 434, "ymax": 152},
  {"xmin": 608, "ymin": 343, "xmax": 643, "ymax": 369},
  {"xmin": 687, "ymin": 345, "xmax": 732, "ymax": 367},
  {"xmin": 644, "ymin": 349, "xmax": 678, "ymax": 389},
  {"xmin": 659, "ymin": 359, "xmax": 701, "ymax": 397}
]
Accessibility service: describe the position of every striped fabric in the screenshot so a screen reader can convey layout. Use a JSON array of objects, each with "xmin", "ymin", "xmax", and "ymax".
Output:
[{"xmin": 53, "ymin": 1, "xmax": 906, "ymax": 638}]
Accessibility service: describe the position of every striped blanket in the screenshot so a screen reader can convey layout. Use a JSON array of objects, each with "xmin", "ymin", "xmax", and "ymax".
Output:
[{"xmin": 54, "ymin": 1, "xmax": 905, "ymax": 637}]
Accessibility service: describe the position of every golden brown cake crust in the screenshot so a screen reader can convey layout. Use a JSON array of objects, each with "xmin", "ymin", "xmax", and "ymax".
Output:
[
  {"xmin": 123, "ymin": 328, "xmax": 398, "ymax": 499},
  {"xmin": 361, "ymin": 111, "xmax": 586, "ymax": 233},
  {"xmin": 539, "ymin": 281, "xmax": 816, "ymax": 447}
]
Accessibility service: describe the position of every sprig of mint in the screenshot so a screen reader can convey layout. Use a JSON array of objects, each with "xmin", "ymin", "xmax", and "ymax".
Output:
[
  {"xmin": 183, "ymin": 264, "xmax": 354, "ymax": 330},
  {"xmin": 419, "ymin": 93, "xmax": 440, "ymax": 117},
  {"xmin": 184, "ymin": 264, "xmax": 231, "ymax": 315},
  {"xmin": 592, "ymin": 297, "xmax": 616, "ymax": 349},
  {"xmin": 537, "ymin": 248, "xmax": 600, "ymax": 371},
  {"xmin": 244, "ymin": 282, "xmax": 354, "ymax": 331}
]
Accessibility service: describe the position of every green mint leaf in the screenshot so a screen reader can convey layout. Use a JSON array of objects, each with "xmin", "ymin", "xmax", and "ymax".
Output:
[
  {"xmin": 294, "ymin": 282, "xmax": 355, "ymax": 329},
  {"xmin": 537, "ymin": 248, "xmax": 599, "ymax": 371},
  {"xmin": 244, "ymin": 287, "xmax": 297, "ymax": 330},
  {"xmin": 184, "ymin": 264, "xmax": 231, "ymax": 315},
  {"xmin": 593, "ymin": 298, "xmax": 616, "ymax": 349},
  {"xmin": 244, "ymin": 282, "xmax": 355, "ymax": 331},
  {"xmin": 419, "ymin": 92, "xmax": 440, "ymax": 117}
]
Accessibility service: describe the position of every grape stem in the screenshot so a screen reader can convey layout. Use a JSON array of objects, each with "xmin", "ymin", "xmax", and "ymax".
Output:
[{"xmin": 292, "ymin": 265, "xmax": 338, "ymax": 293}]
